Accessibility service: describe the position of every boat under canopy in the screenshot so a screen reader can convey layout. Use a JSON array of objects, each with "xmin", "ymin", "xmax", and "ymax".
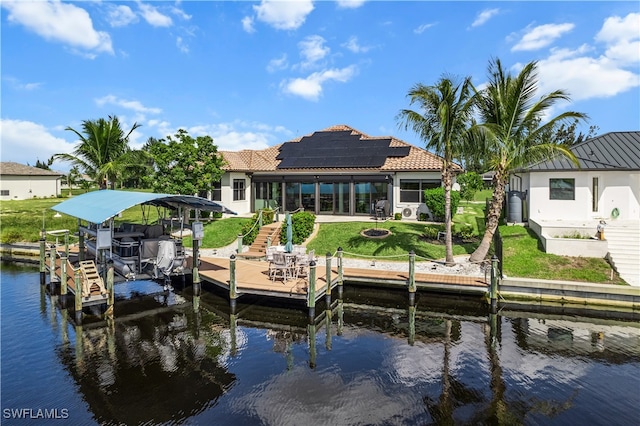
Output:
[{"xmin": 51, "ymin": 190, "xmax": 236, "ymax": 282}]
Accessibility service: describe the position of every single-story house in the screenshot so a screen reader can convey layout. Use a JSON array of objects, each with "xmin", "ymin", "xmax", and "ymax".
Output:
[
  {"xmin": 209, "ymin": 125, "xmax": 460, "ymax": 219},
  {"xmin": 511, "ymin": 131, "xmax": 640, "ymax": 223},
  {"xmin": 511, "ymin": 131, "xmax": 640, "ymax": 286},
  {"xmin": 0, "ymin": 162, "xmax": 63, "ymax": 200}
]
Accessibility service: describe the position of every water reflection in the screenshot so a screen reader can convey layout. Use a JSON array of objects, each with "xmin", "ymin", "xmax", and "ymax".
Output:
[{"xmin": 2, "ymin": 264, "xmax": 639, "ymax": 425}]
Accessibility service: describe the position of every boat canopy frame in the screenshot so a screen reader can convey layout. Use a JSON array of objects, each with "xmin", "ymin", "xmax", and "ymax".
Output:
[{"xmin": 52, "ymin": 190, "xmax": 236, "ymax": 225}]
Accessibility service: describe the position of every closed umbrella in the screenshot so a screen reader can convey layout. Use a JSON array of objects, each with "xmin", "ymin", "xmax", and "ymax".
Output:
[{"xmin": 285, "ymin": 212, "xmax": 294, "ymax": 253}]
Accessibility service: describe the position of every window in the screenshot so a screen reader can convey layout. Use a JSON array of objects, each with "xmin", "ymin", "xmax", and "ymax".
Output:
[
  {"xmin": 212, "ymin": 181, "xmax": 222, "ymax": 201},
  {"xmin": 233, "ymin": 179, "xmax": 245, "ymax": 201},
  {"xmin": 399, "ymin": 179, "xmax": 440, "ymax": 202},
  {"xmin": 0, "ymin": 190, "xmax": 9, "ymax": 196},
  {"xmin": 549, "ymin": 178, "xmax": 575, "ymax": 200},
  {"xmin": 592, "ymin": 177, "xmax": 599, "ymax": 212}
]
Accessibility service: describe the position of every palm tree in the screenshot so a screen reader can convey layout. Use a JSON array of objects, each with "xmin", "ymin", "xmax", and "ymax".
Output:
[
  {"xmin": 55, "ymin": 115, "xmax": 141, "ymax": 189},
  {"xmin": 468, "ymin": 59, "xmax": 587, "ymax": 262},
  {"xmin": 397, "ymin": 75, "xmax": 474, "ymax": 265}
]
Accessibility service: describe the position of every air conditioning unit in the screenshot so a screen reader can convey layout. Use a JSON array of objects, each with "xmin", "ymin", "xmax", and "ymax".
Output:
[{"xmin": 402, "ymin": 207, "xmax": 413, "ymax": 218}]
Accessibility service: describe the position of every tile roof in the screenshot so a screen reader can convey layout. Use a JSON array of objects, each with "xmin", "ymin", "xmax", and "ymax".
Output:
[
  {"xmin": 220, "ymin": 124, "xmax": 458, "ymax": 173},
  {"xmin": 523, "ymin": 131, "xmax": 640, "ymax": 171},
  {"xmin": 0, "ymin": 162, "xmax": 63, "ymax": 176}
]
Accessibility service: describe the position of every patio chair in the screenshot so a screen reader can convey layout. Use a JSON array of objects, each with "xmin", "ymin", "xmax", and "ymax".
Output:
[
  {"xmin": 295, "ymin": 249, "xmax": 314, "ymax": 278},
  {"xmin": 269, "ymin": 252, "xmax": 291, "ymax": 282}
]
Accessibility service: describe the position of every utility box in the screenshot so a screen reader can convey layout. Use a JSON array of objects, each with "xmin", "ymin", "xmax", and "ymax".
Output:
[{"xmin": 192, "ymin": 222, "xmax": 204, "ymax": 241}]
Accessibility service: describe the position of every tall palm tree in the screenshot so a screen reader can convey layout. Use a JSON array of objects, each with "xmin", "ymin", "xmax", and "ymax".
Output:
[
  {"xmin": 55, "ymin": 115, "xmax": 141, "ymax": 189},
  {"xmin": 398, "ymin": 75, "xmax": 474, "ymax": 265},
  {"xmin": 469, "ymin": 59, "xmax": 587, "ymax": 262}
]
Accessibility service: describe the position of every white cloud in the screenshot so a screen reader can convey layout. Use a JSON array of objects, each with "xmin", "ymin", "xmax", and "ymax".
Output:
[
  {"xmin": 537, "ymin": 46, "xmax": 639, "ymax": 101},
  {"xmin": 3, "ymin": 76, "xmax": 42, "ymax": 91},
  {"xmin": 138, "ymin": 2, "xmax": 173, "ymax": 27},
  {"xmin": 242, "ymin": 16, "xmax": 256, "ymax": 33},
  {"xmin": 534, "ymin": 12, "xmax": 639, "ymax": 103},
  {"xmin": 107, "ymin": 5, "xmax": 138, "ymax": 27},
  {"xmin": 170, "ymin": 5, "xmax": 192, "ymax": 21},
  {"xmin": 298, "ymin": 35, "xmax": 330, "ymax": 68},
  {"xmin": 281, "ymin": 66, "xmax": 357, "ymax": 101},
  {"xmin": 2, "ymin": 0, "xmax": 113, "ymax": 55},
  {"xmin": 176, "ymin": 36, "xmax": 189, "ymax": 53},
  {"xmin": 595, "ymin": 12, "xmax": 640, "ymax": 67},
  {"xmin": 512, "ymin": 23, "xmax": 575, "ymax": 51},
  {"xmin": 471, "ymin": 8, "xmax": 499, "ymax": 28},
  {"xmin": 267, "ymin": 54, "xmax": 289, "ymax": 73},
  {"xmin": 95, "ymin": 95, "xmax": 162, "ymax": 115},
  {"xmin": 253, "ymin": 0, "xmax": 314, "ymax": 30},
  {"xmin": 0, "ymin": 119, "xmax": 74, "ymax": 166},
  {"xmin": 414, "ymin": 23, "xmax": 436, "ymax": 35},
  {"xmin": 336, "ymin": 0, "xmax": 366, "ymax": 9},
  {"xmin": 342, "ymin": 36, "xmax": 373, "ymax": 53}
]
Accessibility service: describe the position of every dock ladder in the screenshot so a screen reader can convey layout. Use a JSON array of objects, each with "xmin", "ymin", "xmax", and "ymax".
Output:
[{"xmin": 79, "ymin": 260, "xmax": 107, "ymax": 297}]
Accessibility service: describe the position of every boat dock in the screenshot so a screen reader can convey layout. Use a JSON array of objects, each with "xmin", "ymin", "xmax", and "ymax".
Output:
[{"xmin": 194, "ymin": 250, "xmax": 489, "ymax": 317}]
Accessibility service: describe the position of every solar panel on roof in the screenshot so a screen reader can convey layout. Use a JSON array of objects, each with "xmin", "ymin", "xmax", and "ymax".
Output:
[{"xmin": 277, "ymin": 131, "xmax": 410, "ymax": 169}]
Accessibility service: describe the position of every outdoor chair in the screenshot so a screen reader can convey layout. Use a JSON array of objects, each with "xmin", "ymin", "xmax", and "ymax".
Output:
[
  {"xmin": 269, "ymin": 252, "xmax": 292, "ymax": 282},
  {"xmin": 295, "ymin": 249, "xmax": 314, "ymax": 278}
]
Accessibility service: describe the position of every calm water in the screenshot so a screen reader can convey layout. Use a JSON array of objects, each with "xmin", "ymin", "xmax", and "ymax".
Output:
[{"xmin": 1, "ymin": 263, "xmax": 639, "ymax": 426}]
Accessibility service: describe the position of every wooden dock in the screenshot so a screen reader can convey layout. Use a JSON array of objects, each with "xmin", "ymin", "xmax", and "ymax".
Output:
[{"xmin": 197, "ymin": 255, "xmax": 489, "ymax": 305}]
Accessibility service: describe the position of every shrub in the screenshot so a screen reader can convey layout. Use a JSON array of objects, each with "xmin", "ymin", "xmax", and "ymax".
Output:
[
  {"xmin": 423, "ymin": 187, "xmax": 460, "ymax": 222},
  {"xmin": 394, "ymin": 212, "xmax": 402, "ymax": 220},
  {"xmin": 455, "ymin": 224, "xmax": 475, "ymax": 240},
  {"xmin": 281, "ymin": 211, "xmax": 316, "ymax": 245},
  {"xmin": 260, "ymin": 208, "xmax": 275, "ymax": 224},
  {"xmin": 241, "ymin": 211, "xmax": 262, "ymax": 245},
  {"xmin": 418, "ymin": 213, "xmax": 429, "ymax": 222},
  {"xmin": 423, "ymin": 225, "xmax": 443, "ymax": 240},
  {"xmin": 457, "ymin": 172, "xmax": 484, "ymax": 201}
]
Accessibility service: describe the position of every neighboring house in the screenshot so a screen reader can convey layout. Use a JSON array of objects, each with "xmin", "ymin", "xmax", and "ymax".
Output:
[
  {"xmin": 211, "ymin": 125, "xmax": 460, "ymax": 219},
  {"xmin": 0, "ymin": 162, "xmax": 63, "ymax": 200},
  {"xmin": 513, "ymin": 131, "xmax": 640, "ymax": 286},
  {"xmin": 513, "ymin": 131, "xmax": 640, "ymax": 223}
]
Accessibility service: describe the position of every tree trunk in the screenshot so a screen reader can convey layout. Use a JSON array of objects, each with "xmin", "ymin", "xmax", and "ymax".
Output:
[
  {"xmin": 443, "ymin": 164, "xmax": 454, "ymax": 266},
  {"xmin": 469, "ymin": 171, "xmax": 506, "ymax": 263}
]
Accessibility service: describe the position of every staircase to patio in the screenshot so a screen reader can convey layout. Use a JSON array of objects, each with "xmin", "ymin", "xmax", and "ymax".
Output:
[
  {"xmin": 605, "ymin": 221, "xmax": 640, "ymax": 287},
  {"xmin": 239, "ymin": 222, "xmax": 281, "ymax": 259}
]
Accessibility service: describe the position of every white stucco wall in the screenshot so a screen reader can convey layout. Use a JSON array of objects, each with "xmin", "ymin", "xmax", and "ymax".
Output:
[
  {"xmin": 524, "ymin": 171, "xmax": 640, "ymax": 222},
  {"xmin": 0, "ymin": 176, "xmax": 61, "ymax": 200},
  {"xmin": 392, "ymin": 171, "xmax": 444, "ymax": 219},
  {"xmin": 221, "ymin": 172, "xmax": 252, "ymax": 215}
]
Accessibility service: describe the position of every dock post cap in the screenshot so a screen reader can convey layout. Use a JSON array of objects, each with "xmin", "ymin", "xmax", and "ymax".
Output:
[
  {"xmin": 309, "ymin": 260, "xmax": 316, "ymax": 267},
  {"xmin": 230, "ymin": 254, "xmax": 236, "ymax": 260}
]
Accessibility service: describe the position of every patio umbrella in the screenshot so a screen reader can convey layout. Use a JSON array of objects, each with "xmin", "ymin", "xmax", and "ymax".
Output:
[{"xmin": 284, "ymin": 211, "xmax": 294, "ymax": 253}]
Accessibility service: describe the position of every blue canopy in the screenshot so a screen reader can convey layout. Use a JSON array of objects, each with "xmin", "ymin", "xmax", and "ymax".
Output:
[{"xmin": 52, "ymin": 190, "xmax": 236, "ymax": 224}]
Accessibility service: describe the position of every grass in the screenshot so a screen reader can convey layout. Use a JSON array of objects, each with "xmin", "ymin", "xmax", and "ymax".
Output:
[
  {"xmin": 499, "ymin": 225, "xmax": 625, "ymax": 284},
  {"xmin": 182, "ymin": 217, "xmax": 253, "ymax": 248},
  {"xmin": 306, "ymin": 221, "xmax": 477, "ymax": 262}
]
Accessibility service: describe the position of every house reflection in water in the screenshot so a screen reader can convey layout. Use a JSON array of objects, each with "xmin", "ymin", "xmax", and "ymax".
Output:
[{"xmin": 58, "ymin": 306, "xmax": 235, "ymax": 425}]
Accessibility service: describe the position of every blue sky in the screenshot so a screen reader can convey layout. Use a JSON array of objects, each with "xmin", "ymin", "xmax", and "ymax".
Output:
[{"xmin": 2, "ymin": 1, "xmax": 639, "ymax": 172}]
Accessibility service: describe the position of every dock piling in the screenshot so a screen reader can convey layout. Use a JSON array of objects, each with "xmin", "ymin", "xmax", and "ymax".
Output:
[
  {"xmin": 408, "ymin": 250, "xmax": 416, "ymax": 305},
  {"xmin": 337, "ymin": 247, "xmax": 344, "ymax": 298},
  {"xmin": 107, "ymin": 260, "xmax": 115, "ymax": 311},
  {"xmin": 49, "ymin": 244, "xmax": 56, "ymax": 289},
  {"xmin": 229, "ymin": 254, "xmax": 237, "ymax": 312},
  {"xmin": 325, "ymin": 252, "xmax": 332, "ymax": 305},
  {"xmin": 60, "ymin": 253, "xmax": 68, "ymax": 299},
  {"xmin": 74, "ymin": 269, "xmax": 82, "ymax": 324},
  {"xmin": 236, "ymin": 234, "xmax": 243, "ymax": 254},
  {"xmin": 192, "ymin": 239, "xmax": 201, "ymax": 295},
  {"xmin": 490, "ymin": 255, "xmax": 499, "ymax": 313},
  {"xmin": 39, "ymin": 235, "xmax": 46, "ymax": 285},
  {"xmin": 307, "ymin": 260, "xmax": 317, "ymax": 319}
]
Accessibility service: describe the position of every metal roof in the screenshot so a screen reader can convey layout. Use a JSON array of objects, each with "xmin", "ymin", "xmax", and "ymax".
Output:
[
  {"xmin": 52, "ymin": 190, "xmax": 236, "ymax": 224},
  {"xmin": 523, "ymin": 131, "xmax": 640, "ymax": 171}
]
